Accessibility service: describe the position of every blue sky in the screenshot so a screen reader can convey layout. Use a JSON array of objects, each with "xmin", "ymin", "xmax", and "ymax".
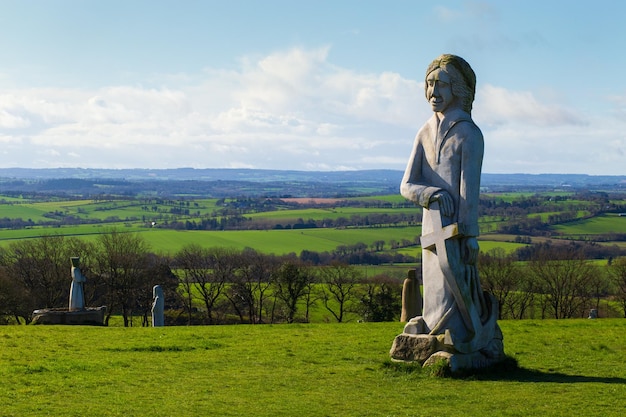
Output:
[{"xmin": 1, "ymin": 0, "xmax": 625, "ymax": 175}]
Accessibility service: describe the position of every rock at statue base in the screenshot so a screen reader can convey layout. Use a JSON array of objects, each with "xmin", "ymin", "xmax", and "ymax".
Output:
[
  {"xmin": 389, "ymin": 318, "xmax": 505, "ymax": 373},
  {"xmin": 31, "ymin": 306, "xmax": 107, "ymax": 326}
]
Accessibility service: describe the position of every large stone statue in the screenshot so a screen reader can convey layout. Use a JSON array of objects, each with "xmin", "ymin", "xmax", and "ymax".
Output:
[
  {"xmin": 390, "ymin": 54, "xmax": 504, "ymax": 371},
  {"xmin": 69, "ymin": 257, "xmax": 86, "ymax": 311},
  {"xmin": 151, "ymin": 285, "xmax": 165, "ymax": 327}
]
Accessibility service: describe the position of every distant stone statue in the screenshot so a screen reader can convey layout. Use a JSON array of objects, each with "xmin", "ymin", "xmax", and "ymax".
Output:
[
  {"xmin": 400, "ymin": 269, "xmax": 422, "ymax": 322},
  {"xmin": 390, "ymin": 54, "xmax": 504, "ymax": 371},
  {"xmin": 151, "ymin": 285, "xmax": 165, "ymax": 327},
  {"xmin": 69, "ymin": 257, "xmax": 86, "ymax": 311}
]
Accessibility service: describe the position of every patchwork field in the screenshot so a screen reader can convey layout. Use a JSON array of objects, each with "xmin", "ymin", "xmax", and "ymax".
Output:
[{"xmin": 0, "ymin": 192, "xmax": 624, "ymax": 257}]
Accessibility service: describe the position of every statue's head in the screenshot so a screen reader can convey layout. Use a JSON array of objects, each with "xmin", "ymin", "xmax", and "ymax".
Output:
[
  {"xmin": 71, "ymin": 257, "xmax": 80, "ymax": 268},
  {"xmin": 425, "ymin": 54, "xmax": 476, "ymax": 113},
  {"xmin": 153, "ymin": 285, "xmax": 163, "ymax": 298}
]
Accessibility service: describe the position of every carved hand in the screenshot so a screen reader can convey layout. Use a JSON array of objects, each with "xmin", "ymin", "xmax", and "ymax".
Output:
[
  {"xmin": 463, "ymin": 237, "xmax": 479, "ymax": 265},
  {"xmin": 430, "ymin": 191, "xmax": 454, "ymax": 217}
]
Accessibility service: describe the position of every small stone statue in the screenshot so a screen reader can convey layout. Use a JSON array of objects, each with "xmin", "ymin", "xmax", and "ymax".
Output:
[
  {"xmin": 400, "ymin": 269, "xmax": 422, "ymax": 322},
  {"xmin": 151, "ymin": 285, "xmax": 165, "ymax": 327},
  {"xmin": 69, "ymin": 257, "xmax": 86, "ymax": 311}
]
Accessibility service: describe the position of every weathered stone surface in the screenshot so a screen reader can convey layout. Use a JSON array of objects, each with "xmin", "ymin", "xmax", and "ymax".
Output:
[
  {"xmin": 391, "ymin": 332, "xmax": 506, "ymax": 372},
  {"xmin": 69, "ymin": 257, "xmax": 86, "ymax": 311},
  {"xmin": 400, "ymin": 269, "xmax": 422, "ymax": 322},
  {"xmin": 389, "ymin": 333, "xmax": 448, "ymax": 363},
  {"xmin": 31, "ymin": 307, "xmax": 106, "ymax": 326},
  {"xmin": 151, "ymin": 285, "xmax": 165, "ymax": 327},
  {"xmin": 392, "ymin": 54, "xmax": 505, "ymax": 372}
]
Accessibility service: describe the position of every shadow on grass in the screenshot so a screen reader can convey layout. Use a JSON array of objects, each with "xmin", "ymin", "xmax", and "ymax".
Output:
[
  {"xmin": 474, "ymin": 357, "xmax": 626, "ymax": 384},
  {"xmin": 383, "ymin": 356, "xmax": 626, "ymax": 384}
]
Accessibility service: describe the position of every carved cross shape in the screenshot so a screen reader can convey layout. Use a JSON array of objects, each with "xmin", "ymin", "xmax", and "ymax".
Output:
[
  {"xmin": 419, "ymin": 202, "xmax": 461, "ymax": 253},
  {"xmin": 419, "ymin": 201, "xmax": 479, "ymax": 338}
]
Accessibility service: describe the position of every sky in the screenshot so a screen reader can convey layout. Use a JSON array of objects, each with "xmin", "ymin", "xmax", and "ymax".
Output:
[{"xmin": 0, "ymin": 0, "xmax": 625, "ymax": 175}]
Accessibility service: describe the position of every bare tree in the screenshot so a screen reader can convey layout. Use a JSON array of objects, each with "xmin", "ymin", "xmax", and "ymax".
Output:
[
  {"xmin": 0, "ymin": 264, "xmax": 32, "ymax": 324},
  {"xmin": 134, "ymin": 254, "xmax": 179, "ymax": 326},
  {"xmin": 225, "ymin": 249, "xmax": 279, "ymax": 324},
  {"xmin": 175, "ymin": 245, "xmax": 231, "ymax": 324},
  {"xmin": 94, "ymin": 229, "xmax": 151, "ymax": 327},
  {"xmin": 529, "ymin": 243, "xmax": 596, "ymax": 319},
  {"xmin": 2, "ymin": 235, "xmax": 94, "ymax": 310},
  {"xmin": 273, "ymin": 259, "xmax": 312, "ymax": 323},
  {"xmin": 608, "ymin": 257, "xmax": 626, "ymax": 317},
  {"xmin": 357, "ymin": 274, "xmax": 402, "ymax": 322},
  {"xmin": 478, "ymin": 248, "xmax": 519, "ymax": 319},
  {"xmin": 317, "ymin": 261, "xmax": 362, "ymax": 322}
]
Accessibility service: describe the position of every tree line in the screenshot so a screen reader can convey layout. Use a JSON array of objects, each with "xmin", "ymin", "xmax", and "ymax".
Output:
[
  {"xmin": 2, "ymin": 230, "xmax": 626, "ymax": 326},
  {"xmin": 480, "ymin": 243, "xmax": 626, "ymax": 319},
  {"xmin": 0, "ymin": 232, "xmax": 401, "ymax": 326}
]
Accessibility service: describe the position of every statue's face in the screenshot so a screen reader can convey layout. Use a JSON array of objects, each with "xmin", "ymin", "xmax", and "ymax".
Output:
[{"xmin": 426, "ymin": 68, "xmax": 458, "ymax": 114}]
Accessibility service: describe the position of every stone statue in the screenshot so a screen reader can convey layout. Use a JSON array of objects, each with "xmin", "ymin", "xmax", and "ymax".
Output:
[
  {"xmin": 390, "ymin": 54, "xmax": 504, "ymax": 371},
  {"xmin": 69, "ymin": 257, "xmax": 86, "ymax": 311},
  {"xmin": 151, "ymin": 285, "xmax": 165, "ymax": 327},
  {"xmin": 400, "ymin": 269, "xmax": 422, "ymax": 322}
]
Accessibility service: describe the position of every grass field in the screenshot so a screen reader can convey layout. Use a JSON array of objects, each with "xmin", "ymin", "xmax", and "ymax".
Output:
[
  {"xmin": 1, "ymin": 319, "xmax": 624, "ymax": 416},
  {"xmin": 552, "ymin": 214, "xmax": 626, "ymax": 236},
  {"xmin": 0, "ymin": 226, "xmax": 423, "ymax": 256}
]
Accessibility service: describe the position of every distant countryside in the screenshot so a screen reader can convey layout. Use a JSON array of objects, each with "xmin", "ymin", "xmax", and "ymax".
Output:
[{"xmin": 1, "ymin": 168, "xmax": 625, "ymax": 326}]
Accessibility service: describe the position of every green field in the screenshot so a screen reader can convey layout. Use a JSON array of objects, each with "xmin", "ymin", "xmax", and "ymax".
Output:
[
  {"xmin": 552, "ymin": 214, "xmax": 626, "ymax": 237},
  {"xmin": 0, "ymin": 225, "xmax": 423, "ymax": 256},
  {"xmin": 1, "ymin": 319, "xmax": 624, "ymax": 416},
  {"xmin": 1, "ymin": 192, "xmax": 624, "ymax": 258}
]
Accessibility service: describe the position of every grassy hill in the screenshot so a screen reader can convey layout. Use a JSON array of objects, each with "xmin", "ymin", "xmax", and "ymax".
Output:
[{"xmin": 1, "ymin": 319, "xmax": 625, "ymax": 416}]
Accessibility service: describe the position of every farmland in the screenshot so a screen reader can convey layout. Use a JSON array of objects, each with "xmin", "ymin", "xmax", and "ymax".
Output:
[
  {"xmin": 0, "ymin": 188, "xmax": 625, "ymax": 258},
  {"xmin": 1, "ymin": 174, "xmax": 626, "ymax": 329}
]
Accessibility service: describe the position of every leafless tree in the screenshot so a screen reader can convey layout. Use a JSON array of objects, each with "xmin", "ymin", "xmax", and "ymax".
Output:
[
  {"xmin": 317, "ymin": 261, "xmax": 363, "ymax": 322},
  {"xmin": 2, "ymin": 235, "xmax": 94, "ymax": 310},
  {"xmin": 134, "ymin": 254, "xmax": 179, "ymax": 326},
  {"xmin": 273, "ymin": 259, "xmax": 313, "ymax": 323},
  {"xmin": 478, "ymin": 248, "xmax": 519, "ymax": 319},
  {"xmin": 0, "ymin": 264, "xmax": 32, "ymax": 324},
  {"xmin": 608, "ymin": 257, "xmax": 626, "ymax": 317},
  {"xmin": 478, "ymin": 247, "xmax": 538, "ymax": 319},
  {"xmin": 357, "ymin": 273, "xmax": 402, "ymax": 322},
  {"xmin": 225, "ymin": 249, "xmax": 280, "ymax": 324},
  {"xmin": 529, "ymin": 243, "xmax": 596, "ymax": 319},
  {"xmin": 94, "ymin": 229, "xmax": 151, "ymax": 327},
  {"xmin": 175, "ymin": 245, "xmax": 232, "ymax": 324}
]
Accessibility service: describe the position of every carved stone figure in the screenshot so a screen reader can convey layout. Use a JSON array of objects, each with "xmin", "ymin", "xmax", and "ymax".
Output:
[
  {"xmin": 151, "ymin": 285, "xmax": 165, "ymax": 327},
  {"xmin": 390, "ymin": 54, "xmax": 504, "ymax": 371},
  {"xmin": 400, "ymin": 269, "xmax": 422, "ymax": 322},
  {"xmin": 69, "ymin": 257, "xmax": 86, "ymax": 311}
]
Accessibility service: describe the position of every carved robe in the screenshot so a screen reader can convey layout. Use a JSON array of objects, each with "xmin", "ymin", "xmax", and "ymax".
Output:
[
  {"xmin": 69, "ymin": 266, "xmax": 86, "ymax": 311},
  {"xmin": 401, "ymin": 107, "xmax": 494, "ymax": 349}
]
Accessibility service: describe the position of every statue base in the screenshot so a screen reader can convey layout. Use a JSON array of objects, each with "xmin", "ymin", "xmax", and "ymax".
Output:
[
  {"xmin": 31, "ymin": 306, "xmax": 107, "ymax": 326},
  {"xmin": 389, "ymin": 333, "xmax": 504, "ymax": 372},
  {"xmin": 389, "ymin": 317, "xmax": 505, "ymax": 373}
]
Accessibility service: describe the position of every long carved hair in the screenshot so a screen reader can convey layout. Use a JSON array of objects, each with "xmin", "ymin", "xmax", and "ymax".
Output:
[{"xmin": 425, "ymin": 54, "xmax": 476, "ymax": 113}]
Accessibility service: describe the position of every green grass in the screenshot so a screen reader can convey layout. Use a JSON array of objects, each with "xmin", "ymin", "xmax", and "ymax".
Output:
[
  {"xmin": 0, "ymin": 319, "xmax": 625, "ymax": 416},
  {"xmin": 246, "ymin": 206, "xmax": 418, "ymax": 221},
  {"xmin": 0, "ymin": 226, "xmax": 423, "ymax": 256},
  {"xmin": 552, "ymin": 214, "xmax": 626, "ymax": 236}
]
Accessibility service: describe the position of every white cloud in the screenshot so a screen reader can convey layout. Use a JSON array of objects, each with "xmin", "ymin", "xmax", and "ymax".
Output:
[
  {"xmin": 476, "ymin": 84, "xmax": 584, "ymax": 127},
  {"xmin": 0, "ymin": 46, "xmax": 623, "ymax": 174}
]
